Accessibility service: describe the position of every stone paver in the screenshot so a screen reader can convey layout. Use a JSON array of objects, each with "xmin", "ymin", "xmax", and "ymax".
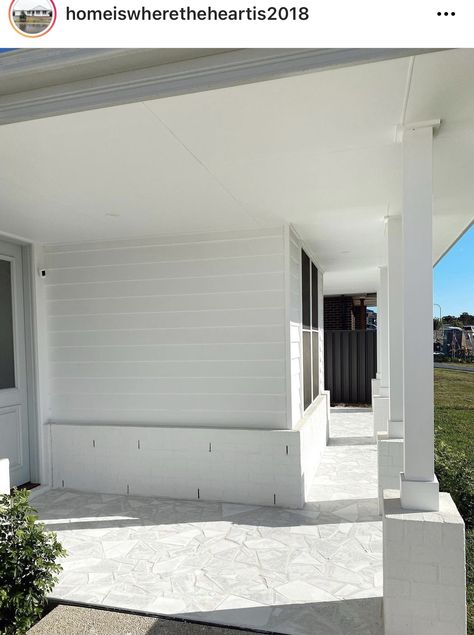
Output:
[{"xmin": 33, "ymin": 409, "xmax": 382, "ymax": 635}]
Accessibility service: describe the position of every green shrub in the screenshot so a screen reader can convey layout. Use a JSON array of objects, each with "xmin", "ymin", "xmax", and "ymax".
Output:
[
  {"xmin": 435, "ymin": 439, "xmax": 474, "ymax": 529},
  {"xmin": 467, "ymin": 529, "xmax": 474, "ymax": 634},
  {"xmin": 0, "ymin": 489, "xmax": 66, "ymax": 635}
]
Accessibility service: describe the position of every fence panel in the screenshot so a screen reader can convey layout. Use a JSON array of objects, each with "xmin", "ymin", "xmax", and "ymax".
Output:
[{"xmin": 324, "ymin": 330, "xmax": 377, "ymax": 405}]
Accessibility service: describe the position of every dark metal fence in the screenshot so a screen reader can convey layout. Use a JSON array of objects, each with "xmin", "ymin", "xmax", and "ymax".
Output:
[{"xmin": 324, "ymin": 330, "xmax": 377, "ymax": 405}]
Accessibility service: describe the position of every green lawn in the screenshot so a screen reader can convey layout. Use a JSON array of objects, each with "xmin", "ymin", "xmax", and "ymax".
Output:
[{"xmin": 434, "ymin": 369, "xmax": 474, "ymax": 633}]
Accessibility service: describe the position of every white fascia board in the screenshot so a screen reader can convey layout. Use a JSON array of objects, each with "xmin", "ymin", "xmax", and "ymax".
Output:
[{"xmin": 0, "ymin": 48, "xmax": 441, "ymax": 126}]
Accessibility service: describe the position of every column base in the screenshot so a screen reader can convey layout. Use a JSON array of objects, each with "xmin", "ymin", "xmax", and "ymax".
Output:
[
  {"xmin": 372, "ymin": 395, "xmax": 389, "ymax": 438},
  {"xmin": 383, "ymin": 490, "xmax": 466, "ymax": 635},
  {"xmin": 388, "ymin": 418, "xmax": 403, "ymax": 439},
  {"xmin": 400, "ymin": 472, "xmax": 439, "ymax": 511},
  {"xmin": 377, "ymin": 434, "xmax": 403, "ymax": 513},
  {"xmin": 371, "ymin": 377, "xmax": 380, "ymax": 399}
]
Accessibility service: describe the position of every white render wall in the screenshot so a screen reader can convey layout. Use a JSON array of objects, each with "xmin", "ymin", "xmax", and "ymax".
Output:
[{"xmin": 44, "ymin": 228, "xmax": 287, "ymax": 429}]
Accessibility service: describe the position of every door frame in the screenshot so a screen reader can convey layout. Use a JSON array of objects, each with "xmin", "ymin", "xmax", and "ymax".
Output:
[
  {"xmin": 22, "ymin": 244, "xmax": 41, "ymax": 484},
  {"xmin": 0, "ymin": 236, "xmax": 41, "ymax": 486}
]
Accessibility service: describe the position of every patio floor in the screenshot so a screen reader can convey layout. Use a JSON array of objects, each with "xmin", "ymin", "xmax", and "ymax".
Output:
[{"xmin": 33, "ymin": 408, "xmax": 383, "ymax": 635}]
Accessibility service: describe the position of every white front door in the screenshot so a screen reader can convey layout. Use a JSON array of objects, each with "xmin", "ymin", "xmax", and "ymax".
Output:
[{"xmin": 0, "ymin": 240, "xmax": 30, "ymax": 487}]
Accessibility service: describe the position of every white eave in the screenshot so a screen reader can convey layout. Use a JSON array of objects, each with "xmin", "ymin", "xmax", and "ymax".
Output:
[{"xmin": 0, "ymin": 48, "xmax": 471, "ymax": 295}]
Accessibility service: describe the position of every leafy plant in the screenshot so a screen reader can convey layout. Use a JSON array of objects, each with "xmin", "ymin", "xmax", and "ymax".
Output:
[
  {"xmin": 0, "ymin": 489, "xmax": 66, "ymax": 635},
  {"xmin": 435, "ymin": 439, "xmax": 474, "ymax": 529}
]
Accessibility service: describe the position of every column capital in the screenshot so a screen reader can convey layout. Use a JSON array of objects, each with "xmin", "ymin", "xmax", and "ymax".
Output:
[{"xmin": 395, "ymin": 118, "xmax": 441, "ymax": 143}]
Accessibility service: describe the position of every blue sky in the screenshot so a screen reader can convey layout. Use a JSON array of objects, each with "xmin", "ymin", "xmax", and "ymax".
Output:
[{"xmin": 434, "ymin": 223, "xmax": 474, "ymax": 316}]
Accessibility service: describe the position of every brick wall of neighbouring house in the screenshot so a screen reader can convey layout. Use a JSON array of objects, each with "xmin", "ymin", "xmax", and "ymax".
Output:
[
  {"xmin": 324, "ymin": 296, "xmax": 355, "ymax": 330},
  {"xmin": 354, "ymin": 301, "xmax": 367, "ymax": 330}
]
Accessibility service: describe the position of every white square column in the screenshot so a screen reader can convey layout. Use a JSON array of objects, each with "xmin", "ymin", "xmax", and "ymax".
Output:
[
  {"xmin": 383, "ymin": 120, "xmax": 465, "ymax": 635},
  {"xmin": 377, "ymin": 216, "xmax": 404, "ymax": 508},
  {"xmin": 373, "ymin": 266, "xmax": 390, "ymax": 437},
  {"xmin": 399, "ymin": 123, "xmax": 439, "ymax": 512}
]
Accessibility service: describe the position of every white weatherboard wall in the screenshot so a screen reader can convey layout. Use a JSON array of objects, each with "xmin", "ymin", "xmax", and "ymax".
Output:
[
  {"xmin": 288, "ymin": 229, "xmax": 303, "ymax": 428},
  {"xmin": 43, "ymin": 226, "xmax": 328, "ymax": 507},
  {"xmin": 45, "ymin": 228, "xmax": 287, "ymax": 428}
]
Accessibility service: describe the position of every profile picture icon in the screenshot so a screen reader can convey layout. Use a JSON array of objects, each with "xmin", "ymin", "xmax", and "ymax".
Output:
[{"xmin": 9, "ymin": 0, "xmax": 57, "ymax": 37}]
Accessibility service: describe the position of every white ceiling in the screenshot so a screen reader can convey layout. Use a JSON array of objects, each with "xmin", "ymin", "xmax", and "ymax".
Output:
[{"xmin": 0, "ymin": 49, "xmax": 472, "ymax": 294}]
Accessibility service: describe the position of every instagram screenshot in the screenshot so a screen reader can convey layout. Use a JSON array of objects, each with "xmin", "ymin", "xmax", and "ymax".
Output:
[{"xmin": 0, "ymin": 5, "xmax": 472, "ymax": 635}]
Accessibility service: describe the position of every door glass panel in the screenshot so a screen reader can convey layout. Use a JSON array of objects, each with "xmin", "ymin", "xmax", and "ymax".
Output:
[{"xmin": 0, "ymin": 260, "xmax": 15, "ymax": 389}]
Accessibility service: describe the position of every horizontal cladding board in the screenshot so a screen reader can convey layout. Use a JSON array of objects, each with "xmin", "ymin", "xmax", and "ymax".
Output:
[
  {"xmin": 46, "ymin": 272, "xmax": 284, "ymax": 301},
  {"xmin": 49, "ymin": 325, "xmax": 284, "ymax": 347},
  {"xmin": 50, "ymin": 410, "xmax": 287, "ymax": 428},
  {"xmin": 45, "ymin": 230, "xmax": 288, "ymax": 431},
  {"xmin": 45, "ymin": 236, "xmax": 284, "ymax": 269},
  {"xmin": 44, "ymin": 227, "xmax": 283, "ymax": 254},
  {"xmin": 49, "ymin": 343, "xmax": 285, "ymax": 363},
  {"xmin": 47, "ymin": 290, "xmax": 284, "ymax": 316},
  {"xmin": 52, "ymin": 393, "xmax": 286, "ymax": 411},
  {"xmin": 49, "ymin": 307, "xmax": 283, "ymax": 332},
  {"xmin": 50, "ymin": 376, "xmax": 286, "ymax": 395},
  {"xmin": 46, "ymin": 254, "xmax": 284, "ymax": 285},
  {"xmin": 51, "ymin": 360, "xmax": 284, "ymax": 378}
]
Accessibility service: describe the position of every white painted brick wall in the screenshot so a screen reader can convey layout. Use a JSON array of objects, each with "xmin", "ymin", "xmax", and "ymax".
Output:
[
  {"xmin": 372, "ymin": 396, "xmax": 389, "ymax": 437},
  {"xmin": 50, "ymin": 392, "xmax": 329, "ymax": 508},
  {"xmin": 377, "ymin": 434, "xmax": 403, "ymax": 511},
  {"xmin": 297, "ymin": 393, "xmax": 329, "ymax": 498},
  {"xmin": 383, "ymin": 490, "xmax": 466, "ymax": 635}
]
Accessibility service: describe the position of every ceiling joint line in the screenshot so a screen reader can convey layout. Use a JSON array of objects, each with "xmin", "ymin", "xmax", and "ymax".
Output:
[
  {"xmin": 400, "ymin": 56, "xmax": 416, "ymax": 127},
  {"xmin": 140, "ymin": 101, "xmax": 265, "ymax": 228}
]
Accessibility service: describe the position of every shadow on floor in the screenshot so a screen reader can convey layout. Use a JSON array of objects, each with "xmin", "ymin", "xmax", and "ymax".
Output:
[
  {"xmin": 39, "ymin": 597, "xmax": 383, "ymax": 635},
  {"xmin": 35, "ymin": 491, "xmax": 380, "ymax": 532},
  {"xmin": 180, "ymin": 596, "xmax": 383, "ymax": 635}
]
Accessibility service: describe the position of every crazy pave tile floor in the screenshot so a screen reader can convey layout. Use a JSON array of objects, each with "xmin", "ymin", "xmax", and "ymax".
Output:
[{"xmin": 34, "ymin": 408, "xmax": 382, "ymax": 635}]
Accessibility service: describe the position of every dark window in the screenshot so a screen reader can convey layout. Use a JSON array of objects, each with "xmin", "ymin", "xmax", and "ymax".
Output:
[
  {"xmin": 311, "ymin": 263, "xmax": 319, "ymax": 329},
  {"xmin": 301, "ymin": 250, "xmax": 320, "ymax": 411},
  {"xmin": 303, "ymin": 331, "xmax": 312, "ymax": 410},
  {"xmin": 0, "ymin": 260, "xmax": 15, "ymax": 390},
  {"xmin": 301, "ymin": 250, "xmax": 311, "ymax": 330},
  {"xmin": 312, "ymin": 331, "xmax": 319, "ymax": 399}
]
